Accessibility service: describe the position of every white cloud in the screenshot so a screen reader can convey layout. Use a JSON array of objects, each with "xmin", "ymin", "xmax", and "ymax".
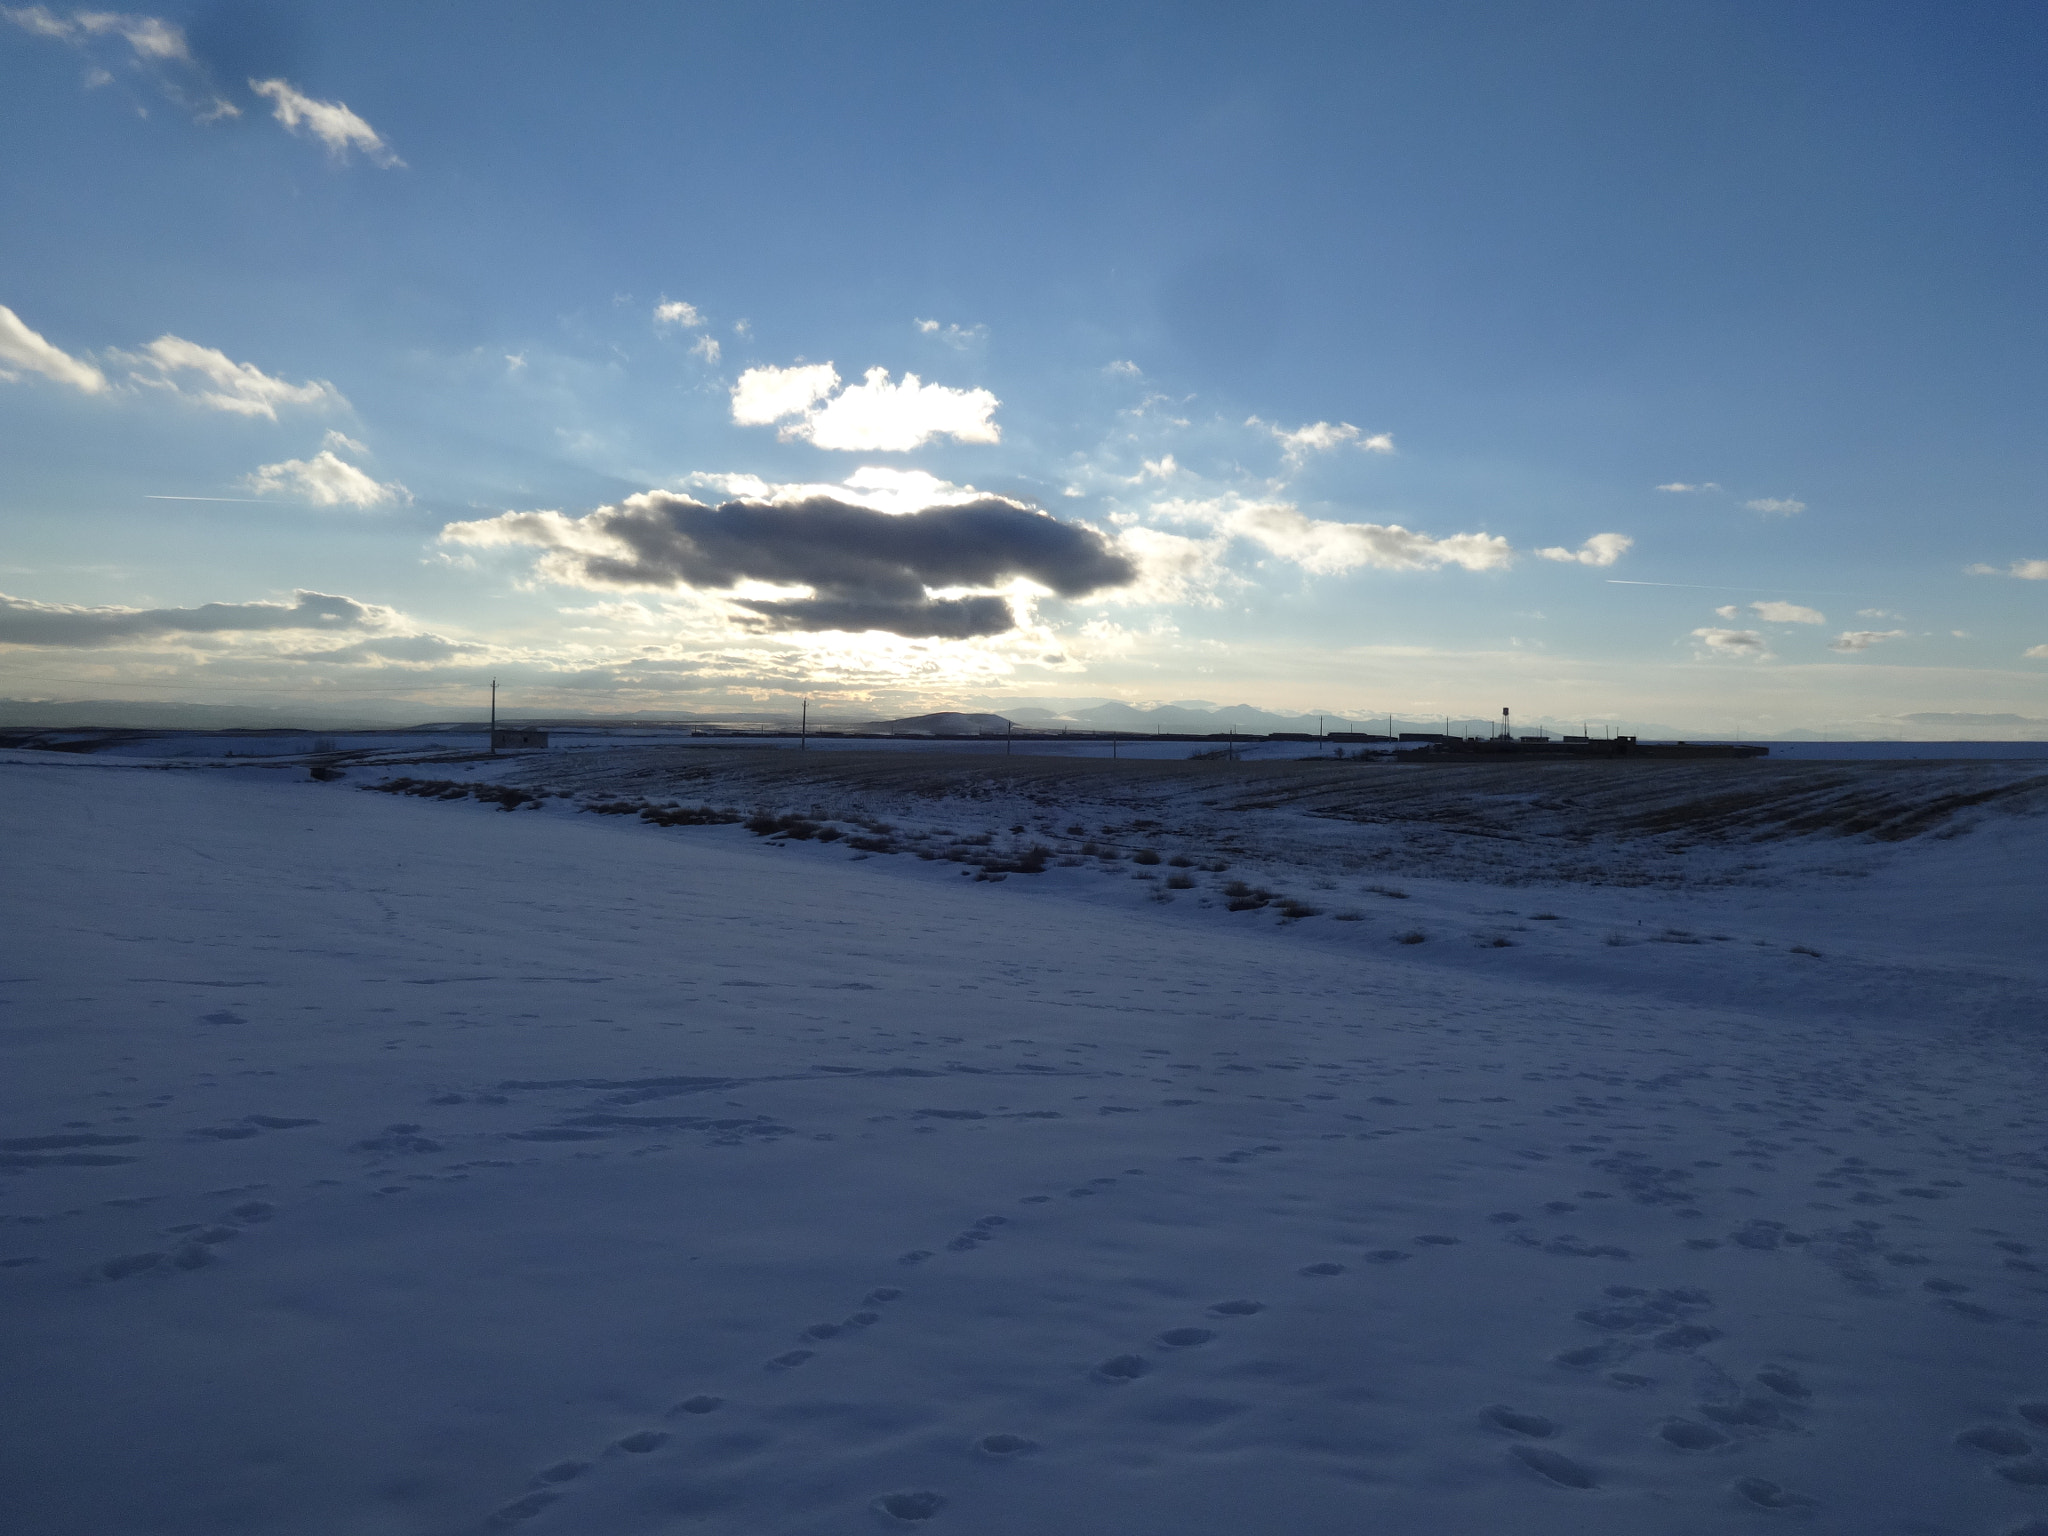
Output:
[
  {"xmin": 1122, "ymin": 455, "xmax": 1180, "ymax": 485},
  {"xmin": 1746, "ymin": 497, "xmax": 1806, "ymax": 516},
  {"xmin": 1968, "ymin": 558, "xmax": 2048, "ymax": 580},
  {"xmin": 1691, "ymin": 627, "xmax": 1771, "ymax": 658},
  {"xmin": 122, "ymin": 334, "xmax": 344, "ymax": 417},
  {"xmin": 2027, "ymin": 644, "xmax": 2048, "ymax": 660},
  {"xmin": 733, "ymin": 363, "xmax": 1000, "ymax": 451},
  {"xmin": 250, "ymin": 78, "xmax": 402, "ymax": 167},
  {"xmin": 246, "ymin": 437, "xmax": 406, "ymax": 508},
  {"xmin": 654, "ymin": 299, "xmax": 703, "ymax": 329},
  {"xmin": 1858, "ymin": 607, "xmax": 1902, "ymax": 619},
  {"xmin": 1105, "ymin": 359, "xmax": 1142, "ymax": 378},
  {"xmin": 1714, "ymin": 605, "xmax": 1740, "ymax": 619},
  {"xmin": 1536, "ymin": 532, "xmax": 1632, "ymax": 567},
  {"xmin": 0, "ymin": 303, "xmax": 107, "ymax": 392},
  {"xmin": 1655, "ymin": 481, "xmax": 1719, "ymax": 493},
  {"xmin": 1829, "ymin": 629, "xmax": 1906, "ymax": 653},
  {"xmin": 804, "ymin": 368, "xmax": 1000, "ymax": 451},
  {"xmin": 730, "ymin": 363, "xmax": 840, "ymax": 426},
  {"xmin": 1250, "ymin": 417, "xmax": 1395, "ymax": 463},
  {"xmin": 1160, "ymin": 496, "xmax": 1511, "ymax": 575},
  {"xmin": 5, "ymin": 7, "xmax": 186, "ymax": 58},
  {"xmin": 5, "ymin": 8, "xmax": 238, "ymax": 119},
  {"xmin": 689, "ymin": 334, "xmax": 721, "ymax": 365},
  {"xmin": 913, "ymin": 318, "xmax": 987, "ymax": 349},
  {"xmin": 1749, "ymin": 600, "xmax": 1825, "ymax": 624}
]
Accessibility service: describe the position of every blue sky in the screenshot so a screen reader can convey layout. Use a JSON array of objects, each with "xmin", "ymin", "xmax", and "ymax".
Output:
[{"xmin": 3, "ymin": 1, "xmax": 2045, "ymax": 733}]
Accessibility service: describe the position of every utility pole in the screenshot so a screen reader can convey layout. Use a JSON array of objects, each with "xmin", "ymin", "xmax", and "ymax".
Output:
[
  {"xmin": 1006, "ymin": 718, "xmax": 1012, "ymax": 757},
  {"xmin": 800, "ymin": 698, "xmax": 807, "ymax": 751},
  {"xmin": 489, "ymin": 678, "xmax": 497, "ymax": 756}
]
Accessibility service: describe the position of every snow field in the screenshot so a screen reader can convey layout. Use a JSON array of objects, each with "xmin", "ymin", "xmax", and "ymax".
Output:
[{"xmin": 1, "ymin": 759, "xmax": 2046, "ymax": 1535}]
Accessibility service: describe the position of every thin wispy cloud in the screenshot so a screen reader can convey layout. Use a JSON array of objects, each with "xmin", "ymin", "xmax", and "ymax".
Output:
[
  {"xmin": 120, "ymin": 334, "xmax": 344, "ymax": 417},
  {"xmin": 1157, "ymin": 495, "xmax": 1511, "ymax": 575},
  {"xmin": 1248, "ymin": 417, "xmax": 1394, "ymax": 463},
  {"xmin": 251, "ymin": 78, "xmax": 402, "ymax": 167},
  {"xmin": 914, "ymin": 318, "xmax": 987, "ymax": 349},
  {"xmin": 1749, "ymin": 600, "xmax": 1825, "ymax": 624},
  {"xmin": 731, "ymin": 363, "xmax": 1000, "ymax": 451},
  {"xmin": 653, "ymin": 299, "xmax": 704, "ymax": 329},
  {"xmin": 3, "ymin": 6, "xmax": 238, "ymax": 119},
  {"xmin": 1829, "ymin": 629, "xmax": 1906, "ymax": 652},
  {"xmin": 1655, "ymin": 481, "xmax": 1719, "ymax": 493},
  {"xmin": 1746, "ymin": 497, "xmax": 1806, "ymax": 516},
  {"xmin": 1966, "ymin": 558, "xmax": 2048, "ymax": 580}
]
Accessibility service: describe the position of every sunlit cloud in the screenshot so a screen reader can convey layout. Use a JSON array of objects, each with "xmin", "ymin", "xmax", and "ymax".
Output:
[
  {"xmin": 731, "ymin": 362, "xmax": 1000, "ymax": 451},
  {"xmin": 247, "ymin": 433, "xmax": 407, "ymax": 508},
  {"xmin": 1536, "ymin": 533, "xmax": 1632, "ymax": 567},
  {"xmin": 730, "ymin": 362, "xmax": 840, "ymax": 426},
  {"xmin": 653, "ymin": 299, "xmax": 704, "ymax": 328},
  {"xmin": 0, "ymin": 303, "xmax": 107, "ymax": 393}
]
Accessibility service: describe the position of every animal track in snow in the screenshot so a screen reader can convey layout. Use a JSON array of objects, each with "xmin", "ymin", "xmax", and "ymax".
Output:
[
  {"xmin": 1094, "ymin": 1353, "xmax": 1151, "ymax": 1382},
  {"xmin": 873, "ymin": 1490, "xmax": 946, "ymax": 1522}
]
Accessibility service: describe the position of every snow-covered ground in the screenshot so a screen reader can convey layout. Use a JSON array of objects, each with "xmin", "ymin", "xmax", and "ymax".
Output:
[{"xmin": 3, "ymin": 749, "xmax": 2046, "ymax": 1536}]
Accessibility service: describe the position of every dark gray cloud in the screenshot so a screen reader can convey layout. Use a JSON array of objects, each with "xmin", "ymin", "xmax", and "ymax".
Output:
[
  {"xmin": 0, "ymin": 590, "xmax": 383, "ymax": 647},
  {"xmin": 468, "ymin": 492, "xmax": 1136, "ymax": 639}
]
